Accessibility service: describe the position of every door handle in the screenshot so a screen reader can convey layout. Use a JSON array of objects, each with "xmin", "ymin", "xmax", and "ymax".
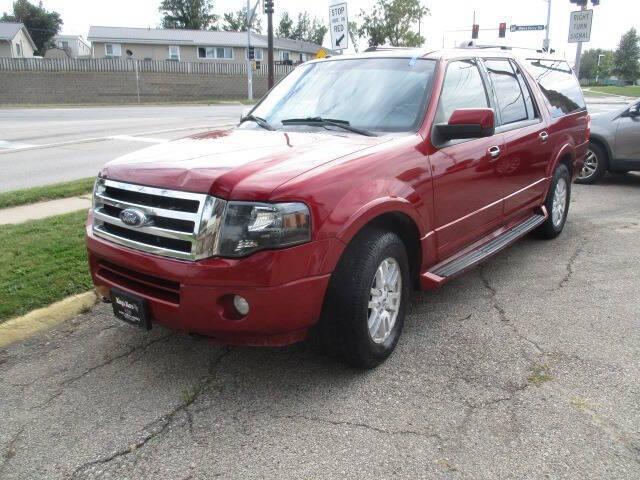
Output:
[
  {"xmin": 539, "ymin": 131, "xmax": 549, "ymax": 142},
  {"xmin": 488, "ymin": 146, "xmax": 501, "ymax": 160}
]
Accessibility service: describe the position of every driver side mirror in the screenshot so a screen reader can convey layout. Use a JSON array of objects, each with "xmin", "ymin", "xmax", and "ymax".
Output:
[{"xmin": 435, "ymin": 108, "xmax": 495, "ymax": 141}]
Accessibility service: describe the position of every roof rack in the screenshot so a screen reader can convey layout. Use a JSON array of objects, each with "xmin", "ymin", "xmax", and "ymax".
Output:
[
  {"xmin": 458, "ymin": 41, "xmax": 554, "ymax": 54},
  {"xmin": 364, "ymin": 46, "xmax": 420, "ymax": 52}
]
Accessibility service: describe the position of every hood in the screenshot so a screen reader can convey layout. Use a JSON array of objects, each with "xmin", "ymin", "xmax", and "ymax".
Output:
[{"xmin": 100, "ymin": 128, "xmax": 391, "ymax": 200}]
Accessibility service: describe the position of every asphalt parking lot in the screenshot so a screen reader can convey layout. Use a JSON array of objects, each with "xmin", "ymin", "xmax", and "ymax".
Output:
[{"xmin": 1, "ymin": 173, "xmax": 639, "ymax": 479}]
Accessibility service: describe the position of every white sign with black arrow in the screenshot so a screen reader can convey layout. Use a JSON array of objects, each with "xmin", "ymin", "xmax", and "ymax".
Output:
[{"xmin": 329, "ymin": 1, "xmax": 349, "ymax": 51}]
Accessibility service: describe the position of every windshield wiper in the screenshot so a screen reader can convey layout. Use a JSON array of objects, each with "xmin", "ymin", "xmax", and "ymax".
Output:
[
  {"xmin": 239, "ymin": 114, "xmax": 276, "ymax": 131},
  {"xmin": 281, "ymin": 117, "xmax": 377, "ymax": 137}
]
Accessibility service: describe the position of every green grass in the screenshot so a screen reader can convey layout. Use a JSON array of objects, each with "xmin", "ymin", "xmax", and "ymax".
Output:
[
  {"xmin": 528, "ymin": 364, "xmax": 553, "ymax": 386},
  {"xmin": 0, "ymin": 178, "xmax": 95, "ymax": 210},
  {"xmin": 0, "ymin": 211, "xmax": 92, "ymax": 322},
  {"xmin": 587, "ymin": 86, "xmax": 640, "ymax": 97}
]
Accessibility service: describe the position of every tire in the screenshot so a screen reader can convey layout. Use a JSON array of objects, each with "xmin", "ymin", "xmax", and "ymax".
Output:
[
  {"xmin": 575, "ymin": 142, "xmax": 607, "ymax": 184},
  {"xmin": 318, "ymin": 227, "xmax": 410, "ymax": 368},
  {"xmin": 535, "ymin": 163, "xmax": 571, "ymax": 239}
]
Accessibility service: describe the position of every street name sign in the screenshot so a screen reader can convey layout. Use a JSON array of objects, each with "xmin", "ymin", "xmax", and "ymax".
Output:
[
  {"xmin": 329, "ymin": 2, "xmax": 349, "ymax": 51},
  {"xmin": 510, "ymin": 25, "xmax": 546, "ymax": 32},
  {"xmin": 568, "ymin": 9, "xmax": 593, "ymax": 43}
]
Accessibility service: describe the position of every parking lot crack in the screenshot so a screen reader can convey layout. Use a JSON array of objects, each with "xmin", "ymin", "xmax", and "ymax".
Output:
[
  {"xmin": 61, "ymin": 333, "xmax": 175, "ymax": 387},
  {"xmin": 0, "ymin": 427, "xmax": 25, "ymax": 473},
  {"xmin": 69, "ymin": 347, "xmax": 232, "ymax": 478},
  {"xmin": 279, "ymin": 414, "xmax": 442, "ymax": 442},
  {"xmin": 29, "ymin": 333, "xmax": 174, "ymax": 411},
  {"xmin": 571, "ymin": 399, "xmax": 640, "ymax": 465},
  {"xmin": 559, "ymin": 245, "xmax": 583, "ymax": 288},
  {"xmin": 479, "ymin": 266, "xmax": 544, "ymax": 356}
]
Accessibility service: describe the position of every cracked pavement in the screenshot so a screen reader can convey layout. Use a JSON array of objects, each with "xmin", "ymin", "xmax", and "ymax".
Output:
[{"xmin": 1, "ymin": 175, "xmax": 639, "ymax": 479}]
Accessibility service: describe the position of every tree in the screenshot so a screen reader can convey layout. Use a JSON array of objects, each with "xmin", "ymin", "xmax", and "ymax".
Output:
[
  {"xmin": 221, "ymin": 7, "xmax": 262, "ymax": 33},
  {"xmin": 158, "ymin": 0, "xmax": 218, "ymax": 30},
  {"xmin": 306, "ymin": 17, "xmax": 328, "ymax": 46},
  {"xmin": 276, "ymin": 11, "xmax": 294, "ymax": 39},
  {"xmin": 613, "ymin": 28, "xmax": 640, "ymax": 84},
  {"xmin": 579, "ymin": 49, "xmax": 614, "ymax": 81},
  {"xmin": 276, "ymin": 11, "xmax": 327, "ymax": 45},
  {"xmin": 357, "ymin": 0, "xmax": 428, "ymax": 48},
  {"xmin": 1, "ymin": 0, "xmax": 62, "ymax": 55}
]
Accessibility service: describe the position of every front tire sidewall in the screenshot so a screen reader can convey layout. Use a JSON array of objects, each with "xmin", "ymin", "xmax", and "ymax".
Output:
[{"xmin": 320, "ymin": 229, "xmax": 410, "ymax": 368}]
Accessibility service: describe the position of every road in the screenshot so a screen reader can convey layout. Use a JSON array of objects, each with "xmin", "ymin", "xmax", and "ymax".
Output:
[
  {"xmin": 0, "ymin": 105, "xmax": 245, "ymax": 192},
  {"xmin": 0, "ymin": 98, "xmax": 635, "ymax": 193},
  {"xmin": 1, "ymin": 176, "xmax": 639, "ymax": 479}
]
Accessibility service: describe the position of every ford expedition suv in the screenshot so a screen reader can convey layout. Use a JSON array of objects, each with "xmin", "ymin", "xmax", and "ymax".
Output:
[{"xmin": 87, "ymin": 48, "xmax": 589, "ymax": 368}]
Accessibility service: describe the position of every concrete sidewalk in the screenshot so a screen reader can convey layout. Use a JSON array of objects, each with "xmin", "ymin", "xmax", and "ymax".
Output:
[{"xmin": 0, "ymin": 195, "xmax": 91, "ymax": 225}]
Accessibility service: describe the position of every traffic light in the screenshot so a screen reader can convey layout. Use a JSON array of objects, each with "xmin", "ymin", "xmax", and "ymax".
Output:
[
  {"xmin": 264, "ymin": 0, "xmax": 274, "ymax": 14},
  {"xmin": 591, "ymin": 0, "xmax": 600, "ymax": 5},
  {"xmin": 499, "ymin": 23, "xmax": 507, "ymax": 38},
  {"xmin": 248, "ymin": 46, "xmax": 255, "ymax": 60},
  {"xmin": 569, "ymin": 0, "xmax": 588, "ymax": 5},
  {"xmin": 472, "ymin": 24, "xmax": 479, "ymax": 40}
]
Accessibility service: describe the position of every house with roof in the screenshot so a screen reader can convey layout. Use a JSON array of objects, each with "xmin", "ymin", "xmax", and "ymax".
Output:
[
  {"xmin": 0, "ymin": 22, "xmax": 36, "ymax": 58},
  {"xmin": 87, "ymin": 26, "xmax": 325, "ymax": 64},
  {"xmin": 47, "ymin": 34, "xmax": 92, "ymax": 58}
]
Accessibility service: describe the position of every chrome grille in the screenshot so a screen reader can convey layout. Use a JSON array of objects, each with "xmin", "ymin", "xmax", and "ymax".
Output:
[{"xmin": 92, "ymin": 178, "xmax": 226, "ymax": 261}]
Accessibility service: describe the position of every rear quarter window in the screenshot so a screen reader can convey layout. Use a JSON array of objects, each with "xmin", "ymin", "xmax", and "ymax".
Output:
[{"xmin": 525, "ymin": 59, "xmax": 586, "ymax": 118}]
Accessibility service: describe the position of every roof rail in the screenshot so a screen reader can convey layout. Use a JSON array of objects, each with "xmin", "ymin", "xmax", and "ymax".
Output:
[
  {"xmin": 459, "ymin": 40, "xmax": 553, "ymax": 54},
  {"xmin": 364, "ymin": 46, "xmax": 418, "ymax": 52}
]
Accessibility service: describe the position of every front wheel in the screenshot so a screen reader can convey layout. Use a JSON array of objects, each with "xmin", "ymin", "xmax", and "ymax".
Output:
[
  {"xmin": 318, "ymin": 228, "xmax": 410, "ymax": 368},
  {"xmin": 535, "ymin": 163, "xmax": 571, "ymax": 239}
]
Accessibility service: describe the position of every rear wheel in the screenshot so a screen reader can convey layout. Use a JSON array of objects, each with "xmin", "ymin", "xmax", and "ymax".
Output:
[
  {"xmin": 576, "ymin": 143, "xmax": 607, "ymax": 184},
  {"xmin": 318, "ymin": 227, "xmax": 410, "ymax": 368},
  {"xmin": 535, "ymin": 163, "xmax": 571, "ymax": 239}
]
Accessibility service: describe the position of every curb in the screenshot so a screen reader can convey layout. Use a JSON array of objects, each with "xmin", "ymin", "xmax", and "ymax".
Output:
[{"xmin": 0, "ymin": 291, "xmax": 99, "ymax": 349}]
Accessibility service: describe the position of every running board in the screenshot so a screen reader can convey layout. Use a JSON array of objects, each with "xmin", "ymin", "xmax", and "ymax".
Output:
[{"xmin": 421, "ymin": 210, "xmax": 547, "ymax": 290}]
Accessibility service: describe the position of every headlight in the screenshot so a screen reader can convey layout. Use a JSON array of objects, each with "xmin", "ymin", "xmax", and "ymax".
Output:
[{"xmin": 218, "ymin": 202, "xmax": 311, "ymax": 257}]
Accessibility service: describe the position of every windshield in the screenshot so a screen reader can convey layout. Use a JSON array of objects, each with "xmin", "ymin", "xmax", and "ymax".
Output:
[{"xmin": 248, "ymin": 58, "xmax": 437, "ymax": 133}]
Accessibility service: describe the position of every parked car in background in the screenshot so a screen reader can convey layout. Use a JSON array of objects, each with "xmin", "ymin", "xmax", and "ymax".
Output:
[
  {"xmin": 577, "ymin": 100, "xmax": 640, "ymax": 184},
  {"xmin": 87, "ymin": 48, "xmax": 588, "ymax": 368}
]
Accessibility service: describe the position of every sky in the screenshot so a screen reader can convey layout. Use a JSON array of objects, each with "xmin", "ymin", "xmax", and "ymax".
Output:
[{"xmin": 1, "ymin": 0, "xmax": 638, "ymax": 61}]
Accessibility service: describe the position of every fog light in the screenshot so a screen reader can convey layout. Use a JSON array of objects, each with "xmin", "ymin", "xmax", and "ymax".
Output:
[{"xmin": 233, "ymin": 295, "xmax": 250, "ymax": 316}]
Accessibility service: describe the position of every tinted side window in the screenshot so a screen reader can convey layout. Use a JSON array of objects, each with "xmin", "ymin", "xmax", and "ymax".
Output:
[
  {"xmin": 435, "ymin": 60, "xmax": 488, "ymax": 124},
  {"xmin": 525, "ymin": 59, "xmax": 586, "ymax": 117},
  {"xmin": 484, "ymin": 59, "xmax": 528, "ymax": 125}
]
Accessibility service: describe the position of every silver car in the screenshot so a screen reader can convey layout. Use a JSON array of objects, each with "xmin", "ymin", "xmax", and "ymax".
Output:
[{"xmin": 577, "ymin": 100, "xmax": 640, "ymax": 184}]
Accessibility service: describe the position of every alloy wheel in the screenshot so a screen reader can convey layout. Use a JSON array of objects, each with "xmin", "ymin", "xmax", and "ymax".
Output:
[
  {"xmin": 552, "ymin": 178, "xmax": 568, "ymax": 228},
  {"xmin": 579, "ymin": 149, "xmax": 598, "ymax": 180},
  {"xmin": 367, "ymin": 257, "xmax": 402, "ymax": 344}
]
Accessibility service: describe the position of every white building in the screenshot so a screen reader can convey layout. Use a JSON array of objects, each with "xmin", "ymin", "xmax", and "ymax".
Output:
[
  {"xmin": 50, "ymin": 35, "xmax": 92, "ymax": 58},
  {"xmin": 0, "ymin": 22, "xmax": 36, "ymax": 58}
]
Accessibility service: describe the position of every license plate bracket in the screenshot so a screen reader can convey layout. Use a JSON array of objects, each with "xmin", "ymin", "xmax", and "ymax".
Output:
[{"xmin": 110, "ymin": 288, "xmax": 152, "ymax": 330}]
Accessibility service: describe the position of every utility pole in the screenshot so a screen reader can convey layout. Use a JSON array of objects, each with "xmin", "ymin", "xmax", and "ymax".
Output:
[
  {"xmin": 246, "ymin": 0, "xmax": 253, "ymax": 101},
  {"xmin": 543, "ymin": 0, "xmax": 552, "ymax": 51},
  {"xmin": 595, "ymin": 52, "xmax": 604, "ymax": 83},
  {"xmin": 265, "ymin": 0, "xmax": 275, "ymax": 89},
  {"xmin": 472, "ymin": 10, "xmax": 476, "ymax": 38}
]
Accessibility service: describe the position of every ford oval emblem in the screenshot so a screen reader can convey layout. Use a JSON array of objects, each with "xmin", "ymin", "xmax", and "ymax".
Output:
[{"xmin": 119, "ymin": 208, "xmax": 148, "ymax": 228}]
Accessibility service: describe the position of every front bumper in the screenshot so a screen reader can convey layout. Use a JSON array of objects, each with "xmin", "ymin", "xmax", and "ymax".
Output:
[{"xmin": 86, "ymin": 219, "xmax": 338, "ymax": 346}]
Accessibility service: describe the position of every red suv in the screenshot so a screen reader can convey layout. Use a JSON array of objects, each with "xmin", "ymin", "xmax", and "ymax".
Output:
[{"xmin": 87, "ymin": 48, "xmax": 589, "ymax": 367}]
